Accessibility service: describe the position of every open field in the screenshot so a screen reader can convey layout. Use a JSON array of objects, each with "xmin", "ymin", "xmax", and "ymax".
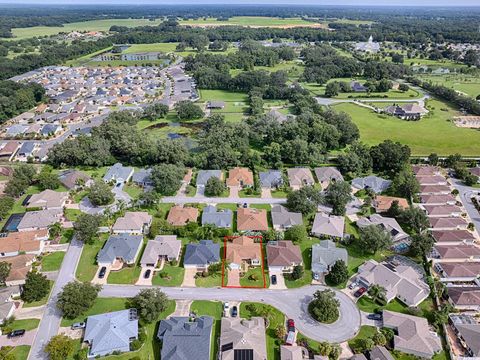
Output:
[
  {"xmin": 6, "ymin": 19, "xmax": 164, "ymax": 40},
  {"xmin": 417, "ymin": 73, "xmax": 480, "ymax": 99},
  {"xmin": 179, "ymin": 16, "xmax": 327, "ymax": 28},
  {"xmin": 333, "ymin": 98, "xmax": 480, "ymax": 156}
]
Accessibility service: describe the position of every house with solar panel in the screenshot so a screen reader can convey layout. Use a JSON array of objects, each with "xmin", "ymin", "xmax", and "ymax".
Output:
[{"xmin": 219, "ymin": 317, "xmax": 267, "ymax": 360}]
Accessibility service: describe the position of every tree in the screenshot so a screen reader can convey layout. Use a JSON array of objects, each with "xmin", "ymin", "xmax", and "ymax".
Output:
[
  {"xmin": 0, "ymin": 346, "xmax": 16, "ymax": 360},
  {"xmin": 286, "ymin": 187, "xmax": 323, "ymax": 215},
  {"xmin": 410, "ymin": 233, "xmax": 435, "ymax": 257},
  {"xmin": 0, "ymin": 196, "xmax": 14, "ymax": 219},
  {"xmin": 386, "ymin": 200, "xmax": 402, "ymax": 218},
  {"xmin": 290, "ymin": 265, "xmax": 304, "ymax": 280},
  {"xmin": 329, "ymin": 344, "xmax": 341, "ymax": 360},
  {"xmin": 357, "ymin": 338, "xmax": 375, "ymax": 352},
  {"xmin": 57, "ymin": 282, "xmax": 101, "ymax": 319},
  {"xmin": 428, "ymin": 153, "xmax": 439, "ymax": 165},
  {"xmin": 22, "ymin": 272, "xmax": 49, "ymax": 303},
  {"xmin": 399, "ymin": 206, "xmax": 429, "ymax": 234},
  {"xmin": 4, "ymin": 164, "xmax": 36, "ymax": 197},
  {"xmin": 0, "ymin": 262, "xmax": 11, "ymax": 285},
  {"xmin": 45, "ymin": 335, "xmax": 74, "ymax": 360},
  {"xmin": 368, "ymin": 284, "xmax": 387, "ymax": 303},
  {"xmin": 284, "ymin": 225, "xmax": 308, "ymax": 243},
  {"xmin": 37, "ymin": 170, "xmax": 61, "ymax": 190},
  {"xmin": 325, "ymin": 82, "xmax": 340, "ymax": 97},
  {"xmin": 370, "ymin": 140, "xmax": 411, "ymax": 175},
  {"xmin": 464, "ymin": 173, "xmax": 478, "ymax": 186},
  {"xmin": 87, "ymin": 180, "xmax": 114, "ymax": 206},
  {"xmin": 275, "ymin": 325, "xmax": 286, "ymax": 339},
  {"xmin": 143, "ymin": 103, "xmax": 169, "ymax": 120},
  {"xmin": 372, "ymin": 331, "xmax": 387, "ymax": 346},
  {"xmin": 204, "ymin": 177, "xmax": 226, "ymax": 197},
  {"xmin": 48, "ymin": 222, "xmax": 62, "ymax": 239},
  {"xmin": 318, "ymin": 342, "xmax": 332, "ymax": 356},
  {"xmin": 308, "ymin": 289, "xmax": 340, "ymax": 323},
  {"xmin": 398, "ymin": 83, "xmax": 409, "ymax": 92},
  {"xmin": 175, "ymin": 100, "xmax": 204, "ymax": 121},
  {"xmin": 381, "ymin": 327, "xmax": 395, "ymax": 342},
  {"xmin": 359, "ymin": 225, "xmax": 392, "ymax": 254},
  {"xmin": 131, "ymin": 289, "xmax": 169, "ymax": 323},
  {"xmin": 150, "ymin": 164, "xmax": 185, "ymax": 195},
  {"xmin": 325, "ymin": 181, "xmax": 353, "ymax": 216},
  {"xmin": 326, "ymin": 260, "xmax": 348, "ymax": 286},
  {"xmin": 391, "ymin": 167, "xmax": 419, "ymax": 201},
  {"xmin": 74, "ymin": 214, "xmax": 102, "ymax": 244}
]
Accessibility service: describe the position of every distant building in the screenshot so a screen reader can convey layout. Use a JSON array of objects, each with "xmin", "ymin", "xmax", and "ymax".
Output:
[{"xmin": 355, "ymin": 35, "xmax": 380, "ymax": 53}]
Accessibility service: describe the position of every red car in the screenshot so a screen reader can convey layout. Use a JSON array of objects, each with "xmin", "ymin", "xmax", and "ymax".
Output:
[
  {"xmin": 354, "ymin": 287, "xmax": 367, "ymax": 298},
  {"xmin": 287, "ymin": 319, "xmax": 295, "ymax": 332}
]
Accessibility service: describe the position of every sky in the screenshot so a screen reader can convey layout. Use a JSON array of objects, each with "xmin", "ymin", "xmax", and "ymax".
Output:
[{"xmin": 1, "ymin": 0, "xmax": 479, "ymax": 6}]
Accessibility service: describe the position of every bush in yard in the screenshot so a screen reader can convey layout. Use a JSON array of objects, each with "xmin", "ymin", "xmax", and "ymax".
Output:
[
  {"xmin": 204, "ymin": 177, "xmax": 226, "ymax": 197},
  {"xmin": 57, "ymin": 281, "xmax": 101, "ymax": 319},
  {"xmin": 372, "ymin": 331, "xmax": 387, "ymax": 346},
  {"xmin": 358, "ymin": 225, "xmax": 392, "ymax": 254},
  {"xmin": 308, "ymin": 289, "xmax": 339, "ymax": 323},
  {"xmin": 45, "ymin": 335, "xmax": 74, "ymax": 360},
  {"xmin": 275, "ymin": 325, "xmax": 286, "ymax": 339},
  {"xmin": 131, "ymin": 288, "xmax": 169, "ymax": 323},
  {"xmin": 22, "ymin": 271, "xmax": 49, "ymax": 303},
  {"xmin": 380, "ymin": 327, "xmax": 394, "ymax": 342},
  {"xmin": 0, "ymin": 196, "xmax": 14, "ymax": 219},
  {"xmin": 290, "ymin": 265, "xmax": 304, "ymax": 280},
  {"xmin": 74, "ymin": 213, "xmax": 103, "ymax": 244},
  {"xmin": 326, "ymin": 260, "xmax": 348, "ymax": 286},
  {"xmin": 248, "ymin": 274, "xmax": 258, "ymax": 281},
  {"xmin": 130, "ymin": 339, "xmax": 142, "ymax": 351},
  {"xmin": 284, "ymin": 225, "xmax": 308, "ymax": 243},
  {"xmin": 87, "ymin": 180, "xmax": 114, "ymax": 206}
]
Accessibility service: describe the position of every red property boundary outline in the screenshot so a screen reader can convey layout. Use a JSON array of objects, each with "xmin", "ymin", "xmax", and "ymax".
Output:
[{"xmin": 221, "ymin": 235, "xmax": 267, "ymax": 289}]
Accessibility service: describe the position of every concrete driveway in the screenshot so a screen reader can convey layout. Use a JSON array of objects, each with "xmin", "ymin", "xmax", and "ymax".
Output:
[
  {"xmin": 227, "ymin": 269, "xmax": 241, "ymax": 287},
  {"xmin": 229, "ymin": 186, "xmax": 239, "ymax": 198},
  {"xmin": 172, "ymin": 300, "xmax": 192, "ymax": 316},
  {"xmin": 181, "ymin": 268, "xmax": 197, "ymax": 287},
  {"xmin": 136, "ymin": 267, "xmax": 153, "ymax": 286},
  {"xmin": 261, "ymin": 188, "xmax": 272, "ymax": 198},
  {"xmin": 91, "ymin": 265, "xmax": 110, "ymax": 285},
  {"xmin": 269, "ymin": 272, "xmax": 287, "ymax": 290},
  {"xmin": 0, "ymin": 329, "xmax": 36, "ymax": 347}
]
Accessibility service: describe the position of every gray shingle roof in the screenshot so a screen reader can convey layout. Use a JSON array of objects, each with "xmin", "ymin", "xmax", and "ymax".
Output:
[
  {"xmin": 259, "ymin": 170, "xmax": 283, "ymax": 188},
  {"xmin": 201, "ymin": 205, "xmax": 233, "ymax": 228},
  {"xmin": 158, "ymin": 316, "xmax": 213, "ymax": 360},
  {"xmin": 314, "ymin": 167, "xmax": 344, "ymax": 183},
  {"xmin": 183, "ymin": 240, "xmax": 220, "ymax": 266},
  {"xmin": 312, "ymin": 240, "xmax": 348, "ymax": 274},
  {"xmin": 196, "ymin": 170, "xmax": 223, "ymax": 187},
  {"xmin": 132, "ymin": 168, "xmax": 152, "ymax": 185},
  {"xmin": 103, "ymin": 163, "xmax": 134, "ymax": 183},
  {"xmin": 97, "ymin": 234, "xmax": 143, "ymax": 264},
  {"xmin": 352, "ymin": 176, "xmax": 391, "ymax": 194},
  {"xmin": 271, "ymin": 205, "xmax": 303, "ymax": 229}
]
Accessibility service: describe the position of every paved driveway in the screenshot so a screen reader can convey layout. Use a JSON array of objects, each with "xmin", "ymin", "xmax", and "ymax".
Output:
[
  {"xmin": 91, "ymin": 265, "xmax": 110, "ymax": 285},
  {"xmin": 181, "ymin": 268, "xmax": 197, "ymax": 287},
  {"xmin": 229, "ymin": 186, "xmax": 239, "ymax": 198},
  {"xmin": 100, "ymin": 285, "xmax": 361, "ymax": 343},
  {"xmin": 269, "ymin": 272, "xmax": 287, "ymax": 290},
  {"xmin": 0, "ymin": 330, "xmax": 36, "ymax": 347},
  {"xmin": 227, "ymin": 269, "xmax": 241, "ymax": 287},
  {"xmin": 261, "ymin": 188, "xmax": 272, "ymax": 198}
]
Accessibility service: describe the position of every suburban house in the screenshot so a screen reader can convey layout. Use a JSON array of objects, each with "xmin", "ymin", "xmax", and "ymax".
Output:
[
  {"xmin": 356, "ymin": 214, "xmax": 410, "ymax": 245},
  {"xmin": 352, "ymin": 176, "xmax": 391, "ymax": 194},
  {"xmin": 206, "ymin": 101, "xmax": 225, "ymax": 109},
  {"xmin": 266, "ymin": 240, "xmax": 302, "ymax": 273},
  {"xmin": 356, "ymin": 260, "xmax": 430, "ymax": 306},
  {"xmin": 421, "ymin": 205, "xmax": 463, "ymax": 218},
  {"xmin": 219, "ymin": 317, "xmax": 267, "ymax": 360},
  {"xmin": 281, "ymin": 345, "xmax": 307, "ymax": 360},
  {"xmin": 167, "ymin": 205, "xmax": 199, "ymax": 226},
  {"xmin": 158, "ymin": 316, "xmax": 214, "ymax": 360},
  {"xmin": 84, "ymin": 309, "xmax": 138, "ymax": 357},
  {"xmin": 0, "ymin": 230, "xmax": 47, "ymax": 258},
  {"xmin": 432, "ymin": 216, "xmax": 472, "ymax": 232},
  {"xmin": 373, "ymin": 196, "xmax": 409, "ymax": 213},
  {"xmin": 449, "ymin": 314, "xmax": 480, "ymax": 358},
  {"xmin": 267, "ymin": 109, "xmax": 290, "ymax": 123},
  {"xmin": 132, "ymin": 168, "xmax": 152, "ymax": 187},
  {"xmin": 311, "ymin": 241, "xmax": 348, "ymax": 275},
  {"xmin": 418, "ymin": 185, "xmax": 451, "ymax": 195},
  {"xmin": 271, "ymin": 205, "xmax": 303, "ymax": 231},
  {"xmin": 369, "ymin": 346, "xmax": 395, "ymax": 360},
  {"xmin": 103, "ymin": 163, "xmax": 134, "ymax": 184},
  {"xmin": 183, "ymin": 240, "xmax": 220, "ymax": 270},
  {"xmin": 58, "ymin": 169, "xmax": 93, "ymax": 190},
  {"xmin": 201, "ymin": 205, "xmax": 233, "ymax": 228},
  {"xmin": 434, "ymin": 262, "xmax": 480, "ymax": 282},
  {"xmin": 0, "ymin": 142, "xmax": 20, "ymax": 162},
  {"xmin": 446, "ymin": 287, "xmax": 480, "ymax": 311},
  {"xmin": 96, "ymin": 234, "xmax": 143, "ymax": 267},
  {"xmin": 259, "ymin": 170, "xmax": 283, "ymax": 189},
  {"xmin": 196, "ymin": 170, "xmax": 223, "ymax": 188},
  {"xmin": 429, "ymin": 244, "xmax": 480, "ymax": 263},
  {"xmin": 431, "ymin": 230, "xmax": 476, "ymax": 245},
  {"xmin": 226, "ymin": 167, "xmax": 254, "ymax": 188},
  {"xmin": 417, "ymin": 175, "xmax": 448, "ymax": 186},
  {"xmin": 3, "ymin": 254, "xmax": 35, "ymax": 286},
  {"xmin": 237, "ymin": 208, "xmax": 269, "ymax": 232},
  {"xmin": 225, "ymin": 236, "xmax": 262, "ymax": 270},
  {"xmin": 351, "ymin": 81, "xmax": 367, "ymax": 92},
  {"xmin": 311, "ymin": 213, "xmax": 345, "ymax": 239},
  {"xmin": 112, "ymin": 211, "xmax": 152, "ymax": 235},
  {"xmin": 140, "ymin": 235, "xmax": 182, "ymax": 267},
  {"xmin": 420, "ymin": 194, "xmax": 457, "ymax": 206},
  {"xmin": 382, "ymin": 310, "xmax": 442, "ymax": 359},
  {"xmin": 384, "ymin": 103, "xmax": 428, "ymax": 120},
  {"xmin": 26, "ymin": 189, "xmax": 69, "ymax": 210},
  {"xmin": 412, "ymin": 166, "xmax": 441, "ymax": 177},
  {"xmin": 287, "ymin": 168, "xmax": 315, "ymax": 190},
  {"xmin": 314, "ymin": 167, "xmax": 343, "ymax": 190},
  {"xmin": 17, "ymin": 209, "xmax": 63, "ymax": 232},
  {"xmin": 0, "ymin": 286, "xmax": 21, "ymax": 323}
]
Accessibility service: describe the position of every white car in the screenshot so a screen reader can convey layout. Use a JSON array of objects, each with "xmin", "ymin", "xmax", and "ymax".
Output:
[
  {"xmin": 224, "ymin": 302, "xmax": 229, "ymax": 311},
  {"xmin": 313, "ymin": 273, "xmax": 319, "ymax": 281},
  {"xmin": 349, "ymin": 282, "xmax": 358, "ymax": 290}
]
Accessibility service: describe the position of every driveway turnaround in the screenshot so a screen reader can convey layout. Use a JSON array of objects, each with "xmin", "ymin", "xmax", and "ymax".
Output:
[{"xmin": 100, "ymin": 284, "xmax": 361, "ymax": 343}]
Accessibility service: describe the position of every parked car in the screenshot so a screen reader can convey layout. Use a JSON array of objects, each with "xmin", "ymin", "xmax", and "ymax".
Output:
[
  {"xmin": 98, "ymin": 266, "xmax": 107, "ymax": 279},
  {"xmin": 285, "ymin": 330, "xmax": 296, "ymax": 345},
  {"xmin": 232, "ymin": 306, "xmax": 238, "ymax": 318},
  {"xmin": 313, "ymin": 273, "xmax": 319, "ymax": 281},
  {"xmin": 116, "ymin": 183, "xmax": 122, "ymax": 187},
  {"xmin": 144, "ymin": 269, "xmax": 151, "ymax": 279},
  {"xmin": 354, "ymin": 287, "xmax": 367, "ymax": 298},
  {"xmin": 367, "ymin": 313, "xmax": 382, "ymax": 321},
  {"xmin": 7, "ymin": 330, "xmax": 25, "ymax": 338},
  {"xmin": 287, "ymin": 319, "xmax": 295, "ymax": 332},
  {"xmin": 348, "ymin": 282, "xmax": 358, "ymax": 290},
  {"xmin": 243, "ymin": 203, "xmax": 248, "ymax": 208},
  {"xmin": 271, "ymin": 274, "xmax": 277, "ymax": 285},
  {"xmin": 71, "ymin": 322, "xmax": 86, "ymax": 330}
]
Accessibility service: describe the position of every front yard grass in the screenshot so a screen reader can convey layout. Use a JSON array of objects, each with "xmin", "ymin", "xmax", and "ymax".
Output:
[
  {"xmin": 76, "ymin": 234, "xmax": 108, "ymax": 282},
  {"xmin": 196, "ymin": 272, "xmax": 223, "ymax": 287},
  {"xmin": 41, "ymin": 251, "xmax": 66, "ymax": 271},
  {"xmin": 240, "ymin": 266, "xmax": 269, "ymax": 288},
  {"xmin": 123, "ymin": 183, "xmax": 143, "ymax": 199},
  {"xmin": 152, "ymin": 264, "xmax": 185, "ymax": 286},
  {"xmin": 357, "ymin": 296, "xmax": 435, "ymax": 321},
  {"xmin": 9, "ymin": 345, "xmax": 30, "ymax": 360},
  {"xmin": 64, "ymin": 209, "xmax": 82, "ymax": 222},
  {"xmin": 348, "ymin": 325, "xmax": 378, "ymax": 353},
  {"xmin": 190, "ymin": 301, "xmax": 223, "ymax": 360},
  {"xmin": 61, "ymin": 297, "xmax": 128, "ymax": 327},
  {"xmin": 3, "ymin": 318, "xmax": 40, "ymax": 332},
  {"xmin": 23, "ymin": 280, "xmax": 53, "ymax": 308},
  {"xmin": 107, "ymin": 265, "xmax": 142, "ymax": 285}
]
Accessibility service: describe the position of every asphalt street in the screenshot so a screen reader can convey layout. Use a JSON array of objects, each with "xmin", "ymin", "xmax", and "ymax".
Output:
[{"xmin": 450, "ymin": 178, "xmax": 480, "ymax": 235}]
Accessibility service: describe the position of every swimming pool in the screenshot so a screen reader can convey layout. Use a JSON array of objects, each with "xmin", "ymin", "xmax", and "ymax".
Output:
[{"xmin": 2, "ymin": 213, "xmax": 25, "ymax": 232}]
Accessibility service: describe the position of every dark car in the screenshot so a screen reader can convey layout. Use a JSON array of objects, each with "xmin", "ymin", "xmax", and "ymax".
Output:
[
  {"xmin": 231, "ymin": 306, "xmax": 238, "ymax": 318},
  {"xmin": 354, "ymin": 287, "xmax": 367, "ymax": 298},
  {"xmin": 7, "ymin": 329, "xmax": 25, "ymax": 338},
  {"xmin": 287, "ymin": 319, "xmax": 295, "ymax": 332},
  {"xmin": 116, "ymin": 183, "xmax": 122, "ymax": 187},
  {"xmin": 144, "ymin": 269, "xmax": 151, "ymax": 279},
  {"xmin": 98, "ymin": 266, "xmax": 107, "ymax": 279},
  {"xmin": 367, "ymin": 313, "xmax": 382, "ymax": 321},
  {"xmin": 271, "ymin": 274, "xmax": 277, "ymax": 285}
]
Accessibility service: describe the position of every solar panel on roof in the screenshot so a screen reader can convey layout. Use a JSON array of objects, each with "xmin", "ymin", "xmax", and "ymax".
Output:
[{"xmin": 234, "ymin": 349, "xmax": 254, "ymax": 360}]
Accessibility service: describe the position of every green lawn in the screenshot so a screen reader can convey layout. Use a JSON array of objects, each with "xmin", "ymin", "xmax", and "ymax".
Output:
[
  {"xmin": 123, "ymin": 184, "xmax": 144, "ymax": 199},
  {"xmin": 333, "ymin": 98, "xmax": 480, "ymax": 156},
  {"xmin": 393, "ymin": 350, "xmax": 447, "ymax": 360},
  {"xmin": 348, "ymin": 325, "xmax": 378, "ymax": 353},
  {"xmin": 64, "ymin": 208, "xmax": 82, "ymax": 222},
  {"xmin": 9, "ymin": 346, "xmax": 30, "ymax": 360},
  {"xmin": 107, "ymin": 265, "xmax": 142, "ymax": 285},
  {"xmin": 240, "ymin": 266, "xmax": 268, "ymax": 288},
  {"xmin": 196, "ymin": 273, "xmax": 223, "ymax": 287},
  {"xmin": 2, "ymin": 318, "xmax": 40, "ymax": 332},
  {"xmin": 357, "ymin": 296, "xmax": 435, "ymax": 321},
  {"xmin": 76, "ymin": 234, "xmax": 108, "ymax": 282},
  {"xmin": 190, "ymin": 301, "xmax": 223, "ymax": 360},
  {"xmin": 61, "ymin": 297, "xmax": 128, "ymax": 327},
  {"xmin": 179, "ymin": 16, "xmax": 326, "ymax": 28},
  {"xmin": 152, "ymin": 264, "xmax": 185, "ymax": 286},
  {"xmin": 23, "ymin": 280, "xmax": 53, "ymax": 308},
  {"xmin": 418, "ymin": 73, "xmax": 480, "ymax": 98},
  {"xmin": 41, "ymin": 252, "xmax": 66, "ymax": 272},
  {"xmin": 240, "ymin": 302, "xmax": 285, "ymax": 360},
  {"xmin": 60, "ymin": 229, "xmax": 75, "ymax": 244}
]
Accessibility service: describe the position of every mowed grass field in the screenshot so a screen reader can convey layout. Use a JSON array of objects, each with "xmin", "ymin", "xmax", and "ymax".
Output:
[
  {"xmin": 6, "ymin": 19, "xmax": 163, "ymax": 40},
  {"xmin": 418, "ymin": 74, "xmax": 480, "ymax": 99},
  {"xmin": 179, "ymin": 16, "xmax": 326, "ymax": 28},
  {"xmin": 333, "ymin": 98, "xmax": 480, "ymax": 156}
]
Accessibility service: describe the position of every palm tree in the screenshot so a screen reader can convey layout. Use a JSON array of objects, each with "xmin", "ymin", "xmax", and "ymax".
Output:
[{"xmin": 368, "ymin": 285, "xmax": 387, "ymax": 304}]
